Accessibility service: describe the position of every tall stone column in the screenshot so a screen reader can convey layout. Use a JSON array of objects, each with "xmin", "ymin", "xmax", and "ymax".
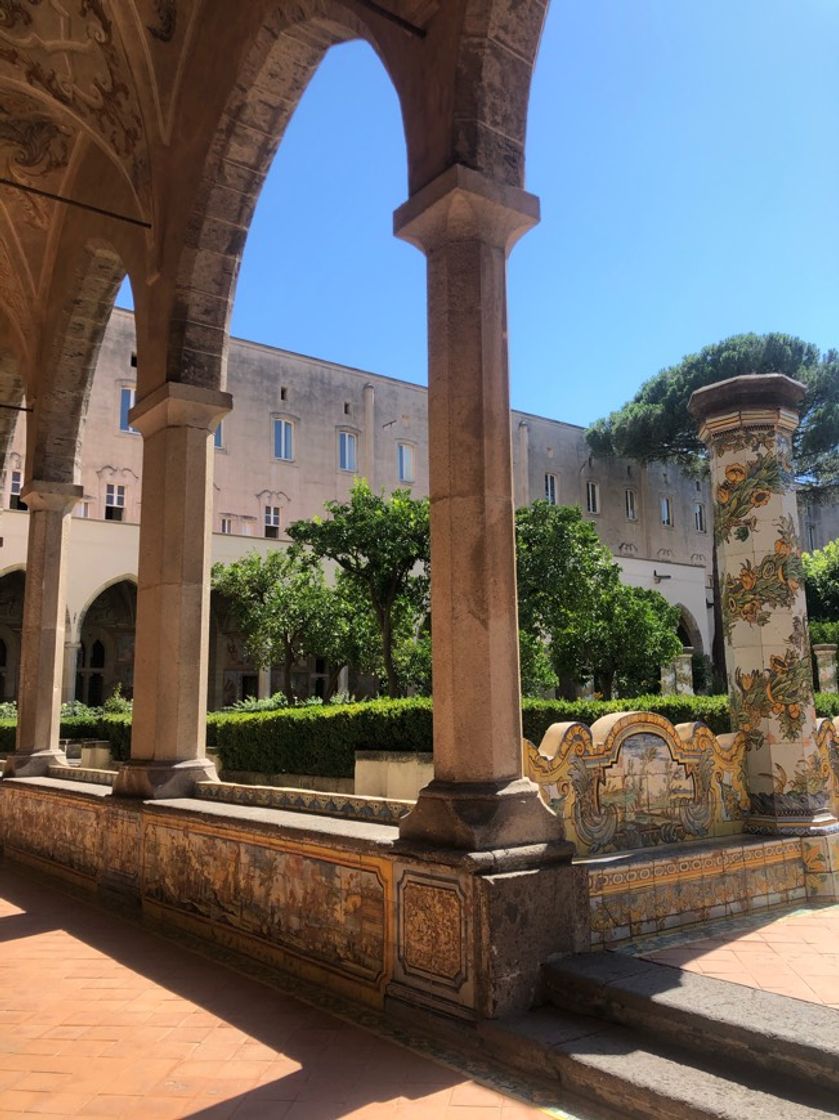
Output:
[
  {"xmin": 393, "ymin": 165, "xmax": 559, "ymax": 850},
  {"xmin": 4, "ymin": 481, "xmax": 81, "ymax": 776},
  {"xmin": 690, "ymin": 375, "xmax": 837, "ymax": 835},
  {"xmin": 62, "ymin": 642, "xmax": 80, "ymax": 704},
  {"xmin": 257, "ymin": 667, "xmax": 272, "ymax": 700},
  {"xmin": 114, "ymin": 382, "xmax": 231, "ymax": 798},
  {"xmin": 813, "ymin": 644, "xmax": 837, "ymax": 693}
]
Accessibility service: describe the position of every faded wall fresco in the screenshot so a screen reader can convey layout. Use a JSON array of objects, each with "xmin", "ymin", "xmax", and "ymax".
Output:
[{"xmin": 525, "ymin": 711, "xmax": 749, "ymax": 856}]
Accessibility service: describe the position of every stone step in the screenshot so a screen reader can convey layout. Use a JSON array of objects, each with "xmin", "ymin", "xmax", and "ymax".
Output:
[
  {"xmin": 478, "ymin": 1007, "xmax": 838, "ymax": 1120},
  {"xmin": 542, "ymin": 951, "xmax": 839, "ymax": 1095}
]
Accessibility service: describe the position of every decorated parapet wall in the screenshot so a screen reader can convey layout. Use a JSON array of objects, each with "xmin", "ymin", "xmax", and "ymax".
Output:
[{"xmin": 524, "ymin": 711, "xmax": 839, "ymax": 858}]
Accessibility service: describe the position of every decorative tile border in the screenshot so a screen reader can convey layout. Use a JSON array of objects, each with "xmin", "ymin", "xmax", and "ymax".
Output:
[
  {"xmin": 47, "ymin": 765, "xmax": 117, "ymax": 787},
  {"xmin": 584, "ymin": 835, "xmax": 808, "ymax": 945},
  {"xmin": 195, "ymin": 780, "xmax": 411, "ymax": 825}
]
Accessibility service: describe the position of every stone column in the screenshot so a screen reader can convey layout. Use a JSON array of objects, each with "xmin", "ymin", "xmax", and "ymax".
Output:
[
  {"xmin": 114, "ymin": 382, "xmax": 231, "ymax": 798},
  {"xmin": 690, "ymin": 374, "xmax": 837, "ymax": 835},
  {"xmin": 813, "ymin": 644, "xmax": 837, "ymax": 693},
  {"xmin": 62, "ymin": 642, "xmax": 80, "ymax": 704},
  {"xmin": 393, "ymin": 165, "xmax": 560, "ymax": 850},
  {"xmin": 3, "ymin": 481, "xmax": 81, "ymax": 776}
]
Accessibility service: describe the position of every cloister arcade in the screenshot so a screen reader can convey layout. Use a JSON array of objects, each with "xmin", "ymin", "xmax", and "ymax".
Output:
[
  {"xmin": 3, "ymin": 1, "xmax": 837, "ymax": 1039},
  {"xmin": 0, "ymin": 0, "xmax": 580, "ymax": 1019}
]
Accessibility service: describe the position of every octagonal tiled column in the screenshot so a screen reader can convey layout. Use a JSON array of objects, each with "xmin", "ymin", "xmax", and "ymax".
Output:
[{"xmin": 690, "ymin": 374, "xmax": 837, "ymax": 835}]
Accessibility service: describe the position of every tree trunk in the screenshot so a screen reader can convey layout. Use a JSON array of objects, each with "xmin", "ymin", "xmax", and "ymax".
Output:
[
  {"xmin": 380, "ymin": 610, "xmax": 400, "ymax": 698},
  {"xmin": 283, "ymin": 646, "xmax": 295, "ymax": 702}
]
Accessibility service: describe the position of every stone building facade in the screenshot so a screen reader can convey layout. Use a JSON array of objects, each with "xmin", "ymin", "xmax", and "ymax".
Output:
[
  {"xmin": 0, "ymin": 306, "xmax": 728, "ymax": 706},
  {"xmin": 2, "ymin": 307, "xmax": 837, "ymax": 707}
]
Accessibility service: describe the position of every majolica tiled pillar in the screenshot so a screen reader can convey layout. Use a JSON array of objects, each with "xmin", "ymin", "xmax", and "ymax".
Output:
[
  {"xmin": 114, "ymin": 383, "xmax": 231, "ymax": 798},
  {"xmin": 690, "ymin": 374, "xmax": 837, "ymax": 835},
  {"xmin": 4, "ymin": 482, "xmax": 81, "ymax": 776},
  {"xmin": 393, "ymin": 166, "xmax": 559, "ymax": 850},
  {"xmin": 813, "ymin": 644, "xmax": 837, "ymax": 693}
]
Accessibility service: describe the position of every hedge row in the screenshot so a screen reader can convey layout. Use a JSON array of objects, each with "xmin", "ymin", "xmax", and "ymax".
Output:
[
  {"xmin": 214, "ymin": 693, "xmax": 839, "ymax": 778},
  {"xmin": 1, "ymin": 694, "xmax": 837, "ymax": 778},
  {"xmin": 0, "ymin": 714, "xmax": 132, "ymax": 761}
]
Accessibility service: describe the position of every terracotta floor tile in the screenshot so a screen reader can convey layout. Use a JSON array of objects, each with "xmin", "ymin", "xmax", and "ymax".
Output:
[
  {"xmin": 0, "ymin": 866, "xmax": 556, "ymax": 1120},
  {"xmin": 642, "ymin": 902, "xmax": 839, "ymax": 1007}
]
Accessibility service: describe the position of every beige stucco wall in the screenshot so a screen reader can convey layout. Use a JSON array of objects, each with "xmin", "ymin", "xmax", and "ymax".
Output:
[{"xmin": 1, "ymin": 307, "xmax": 835, "ymax": 669}]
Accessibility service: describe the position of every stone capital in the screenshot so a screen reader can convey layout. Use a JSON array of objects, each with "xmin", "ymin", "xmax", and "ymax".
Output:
[
  {"xmin": 20, "ymin": 480, "xmax": 83, "ymax": 513},
  {"xmin": 689, "ymin": 373, "xmax": 806, "ymax": 444},
  {"xmin": 394, "ymin": 164, "xmax": 540, "ymax": 255},
  {"xmin": 129, "ymin": 381, "xmax": 232, "ymax": 438}
]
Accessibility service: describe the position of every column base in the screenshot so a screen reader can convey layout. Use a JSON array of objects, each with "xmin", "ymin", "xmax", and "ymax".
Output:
[
  {"xmin": 397, "ymin": 777, "xmax": 568, "ymax": 851},
  {"xmin": 2, "ymin": 749, "xmax": 70, "ymax": 778},
  {"xmin": 745, "ymin": 810, "xmax": 839, "ymax": 837},
  {"xmin": 112, "ymin": 758, "xmax": 218, "ymax": 799}
]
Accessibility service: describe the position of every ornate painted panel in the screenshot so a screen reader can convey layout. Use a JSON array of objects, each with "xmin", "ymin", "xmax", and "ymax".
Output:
[
  {"xmin": 141, "ymin": 818, "xmax": 388, "ymax": 987},
  {"xmin": 524, "ymin": 712, "xmax": 749, "ymax": 856}
]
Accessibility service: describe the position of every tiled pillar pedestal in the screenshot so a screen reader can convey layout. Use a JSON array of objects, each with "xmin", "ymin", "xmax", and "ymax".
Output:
[
  {"xmin": 114, "ymin": 383, "xmax": 231, "ymax": 799},
  {"xmin": 3, "ymin": 482, "xmax": 80, "ymax": 777},
  {"xmin": 690, "ymin": 375, "xmax": 838, "ymax": 838},
  {"xmin": 389, "ymin": 168, "xmax": 583, "ymax": 1021},
  {"xmin": 813, "ymin": 644, "xmax": 837, "ymax": 693}
]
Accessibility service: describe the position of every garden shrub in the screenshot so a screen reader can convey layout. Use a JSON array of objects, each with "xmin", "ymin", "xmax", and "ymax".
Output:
[{"xmin": 1, "ymin": 693, "xmax": 836, "ymax": 777}]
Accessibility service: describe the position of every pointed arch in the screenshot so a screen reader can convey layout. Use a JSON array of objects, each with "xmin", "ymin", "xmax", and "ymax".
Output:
[{"xmin": 160, "ymin": 1, "xmax": 408, "ymax": 395}]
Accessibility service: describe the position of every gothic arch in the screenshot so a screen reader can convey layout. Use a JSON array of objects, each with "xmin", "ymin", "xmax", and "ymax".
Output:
[
  {"xmin": 29, "ymin": 239, "xmax": 127, "ymax": 484},
  {"xmin": 157, "ymin": 1, "xmax": 407, "ymax": 396}
]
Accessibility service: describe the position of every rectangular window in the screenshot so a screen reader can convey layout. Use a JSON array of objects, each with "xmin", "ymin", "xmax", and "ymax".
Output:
[
  {"xmin": 807, "ymin": 524, "xmax": 817, "ymax": 551},
  {"xmin": 119, "ymin": 387, "xmax": 137, "ymax": 433},
  {"xmin": 273, "ymin": 418, "xmax": 294, "ymax": 461},
  {"xmin": 264, "ymin": 505, "xmax": 280, "ymax": 539},
  {"xmin": 661, "ymin": 496, "xmax": 674, "ymax": 527},
  {"xmin": 693, "ymin": 502, "xmax": 706, "ymax": 533},
  {"xmin": 585, "ymin": 481, "xmax": 600, "ymax": 514},
  {"xmin": 397, "ymin": 443, "xmax": 415, "ymax": 483},
  {"xmin": 220, "ymin": 517, "xmax": 233, "ymax": 535},
  {"xmin": 9, "ymin": 470, "xmax": 25, "ymax": 510},
  {"xmin": 213, "ymin": 422, "xmax": 223, "ymax": 449},
  {"xmin": 544, "ymin": 473, "xmax": 558, "ymax": 505},
  {"xmin": 625, "ymin": 488, "xmax": 637, "ymax": 521},
  {"xmin": 75, "ymin": 501, "xmax": 89, "ymax": 519},
  {"xmin": 339, "ymin": 430, "xmax": 357, "ymax": 472},
  {"xmin": 105, "ymin": 483, "xmax": 125, "ymax": 522}
]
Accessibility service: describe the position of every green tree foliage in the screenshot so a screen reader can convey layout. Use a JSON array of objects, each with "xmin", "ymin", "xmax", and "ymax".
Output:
[
  {"xmin": 803, "ymin": 538, "xmax": 839, "ymax": 621},
  {"xmin": 288, "ymin": 480, "xmax": 430, "ymax": 697},
  {"xmin": 515, "ymin": 502, "xmax": 682, "ymax": 699},
  {"xmin": 586, "ymin": 333, "xmax": 838, "ymax": 495},
  {"xmin": 211, "ymin": 548, "xmax": 335, "ymax": 700}
]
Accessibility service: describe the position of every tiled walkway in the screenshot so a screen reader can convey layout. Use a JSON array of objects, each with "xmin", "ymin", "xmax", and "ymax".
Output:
[
  {"xmin": 0, "ymin": 864, "xmax": 555, "ymax": 1120},
  {"xmin": 640, "ymin": 903, "xmax": 839, "ymax": 1007}
]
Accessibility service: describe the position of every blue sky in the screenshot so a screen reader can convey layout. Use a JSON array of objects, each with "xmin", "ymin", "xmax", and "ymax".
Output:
[{"xmin": 120, "ymin": 1, "xmax": 839, "ymax": 428}]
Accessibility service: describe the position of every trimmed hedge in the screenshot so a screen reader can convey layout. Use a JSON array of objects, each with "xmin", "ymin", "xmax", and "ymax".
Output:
[
  {"xmin": 1, "ymin": 694, "xmax": 837, "ymax": 778},
  {"xmin": 0, "ymin": 714, "xmax": 132, "ymax": 762},
  {"xmin": 214, "ymin": 698, "xmax": 433, "ymax": 779}
]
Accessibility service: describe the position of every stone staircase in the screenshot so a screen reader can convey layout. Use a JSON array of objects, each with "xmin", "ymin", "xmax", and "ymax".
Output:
[{"xmin": 477, "ymin": 952, "xmax": 839, "ymax": 1120}]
